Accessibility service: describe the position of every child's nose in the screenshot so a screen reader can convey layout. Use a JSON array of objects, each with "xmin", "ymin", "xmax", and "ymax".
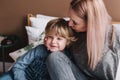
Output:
[{"xmin": 52, "ymin": 38, "xmax": 57, "ymax": 43}]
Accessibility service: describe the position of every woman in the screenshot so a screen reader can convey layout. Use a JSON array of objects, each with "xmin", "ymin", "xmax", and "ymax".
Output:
[{"xmin": 46, "ymin": 0, "xmax": 120, "ymax": 80}]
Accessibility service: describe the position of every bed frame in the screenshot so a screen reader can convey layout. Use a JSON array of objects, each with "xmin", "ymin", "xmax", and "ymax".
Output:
[{"xmin": 27, "ymin": 14, "xmax": 34, "ymax": 26}]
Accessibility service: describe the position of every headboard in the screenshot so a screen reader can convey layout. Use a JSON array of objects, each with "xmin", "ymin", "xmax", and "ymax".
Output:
[{"xmin": 27, "ymin": 14, "xmax": 34, "ymax": 26}]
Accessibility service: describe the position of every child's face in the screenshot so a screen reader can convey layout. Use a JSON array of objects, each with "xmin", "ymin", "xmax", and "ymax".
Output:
[{"xmin": 44, "ymin": 32, "xmax": 67, "ymax": 52}]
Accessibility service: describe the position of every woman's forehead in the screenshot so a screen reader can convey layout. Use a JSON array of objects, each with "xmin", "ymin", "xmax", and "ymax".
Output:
[{"xmin": 69, "ymin": 9, "xmax": 78, "ymax": 19}]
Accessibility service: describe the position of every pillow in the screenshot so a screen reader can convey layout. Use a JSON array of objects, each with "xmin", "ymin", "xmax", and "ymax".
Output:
[
  {"xmin": 112, "ymin": 24, "xmax": 120, "ymax": 27},
  {"xmin": 25, "ymin": 25, "xmax": 45, "ymax": 45},
  {"xmin": 25, "ymin": 26, "xmax": 43, "ymax": 41},
  {"xmin": 30, "ymin": 14, "xmax": 70, "ymax": 29},
  {"xmin": 36, "ymin": 14, "xmax": 58, "ymax": 19},
  {"xmin": 36, "ymin": 14, "xmax": 70, "ymax": 21},
  {"xmin": 30, "ymin": 17, "xmax": 50, "ymax": 29}
]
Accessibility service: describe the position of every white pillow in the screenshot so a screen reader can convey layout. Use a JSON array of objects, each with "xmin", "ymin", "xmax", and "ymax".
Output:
[
  {"xmin": 36, "ymin": 14, "xmax": 58, "ymax": 19},
  {"xmin": 112, "ymin": 24, "xmax": 120, "ymax": 27},
  {"xmin": 30, "ymin": 17, "xmax": 49, "ymax": 29},
  {"xmin": 25, "ymin": 26, "xmax": 43, "ymax": 41},
  {"xmin": 30, "ymin": 14, "xmax": 70, "ymax": 31},
  {"xmin": 36, "ymin": 14, "xmax": 70, "ymax": 21}
]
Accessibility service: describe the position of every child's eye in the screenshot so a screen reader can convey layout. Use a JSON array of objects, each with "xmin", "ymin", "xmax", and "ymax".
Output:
[
  {"xmin": 47, "ymin": 36, "xmax": 53, "ymax": 39},
  {"xmin": 57, "ymin": 37, "xmax": 63, "ymax": 40}
]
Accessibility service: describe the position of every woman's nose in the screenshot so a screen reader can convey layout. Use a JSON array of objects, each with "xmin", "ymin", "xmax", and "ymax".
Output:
[{"xmin": 68, "ymin": 20, "xmax": 73, "ymax": 27}]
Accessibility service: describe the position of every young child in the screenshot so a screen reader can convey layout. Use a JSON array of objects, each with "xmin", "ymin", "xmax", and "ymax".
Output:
[
  {"xmin": 0, "ymin": 18, "xmax": 76, "ymax": 80},
  {"xmin": 44, "ymin": 18, "xmax": 76, "ymax": 52}
]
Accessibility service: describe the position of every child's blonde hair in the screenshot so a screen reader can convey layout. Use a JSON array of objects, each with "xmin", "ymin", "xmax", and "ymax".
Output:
[{"xmin": 45, "ymin": 18, "xmax": 76, "ymax": 46}]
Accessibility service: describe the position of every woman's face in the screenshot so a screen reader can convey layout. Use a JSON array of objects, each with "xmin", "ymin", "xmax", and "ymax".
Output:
[{"xmin": 68, "ymin": 9, "xmax": 87, "ymax": 32}]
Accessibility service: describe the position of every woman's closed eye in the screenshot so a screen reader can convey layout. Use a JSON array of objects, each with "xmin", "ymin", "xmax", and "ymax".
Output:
[{"xmin": 73, "ymin": 20, "xmax": 77, "ymax": 25}]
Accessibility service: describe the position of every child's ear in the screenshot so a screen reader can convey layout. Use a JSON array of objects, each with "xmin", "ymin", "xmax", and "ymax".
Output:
[{"xmin": 44, "ymin": 37, "xmax": 47, "ymax": 44}]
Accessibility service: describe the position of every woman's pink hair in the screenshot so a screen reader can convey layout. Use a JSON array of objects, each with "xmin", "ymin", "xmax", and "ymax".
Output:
[{"xmin": 70, "ymin": 0, "xmax": 112, "ymax": 69}]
